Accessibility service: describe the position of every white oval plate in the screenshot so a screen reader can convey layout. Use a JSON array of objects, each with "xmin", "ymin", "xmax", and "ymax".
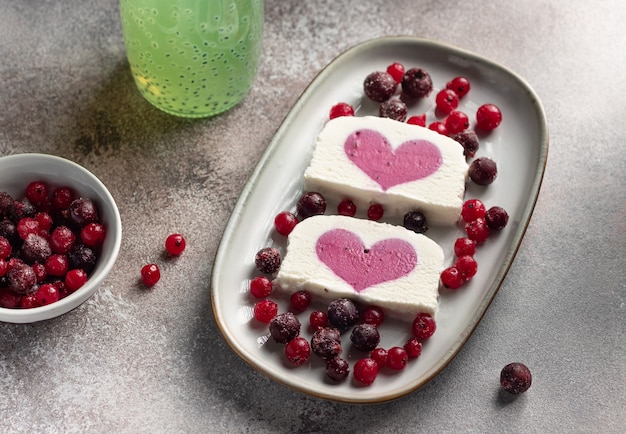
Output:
[{"xmin": 210, "ymin": 36, "xmax": 548, "ymax": 403}]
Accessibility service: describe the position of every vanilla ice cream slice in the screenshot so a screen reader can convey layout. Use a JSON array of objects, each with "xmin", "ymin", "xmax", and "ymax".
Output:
[
  {"xmin": 274, "ymin": 215, "xmax": 444, "ymax": 318},
  {"xmin": 303, "ymin": 116, "xmax": 468, "ymax": 226}
]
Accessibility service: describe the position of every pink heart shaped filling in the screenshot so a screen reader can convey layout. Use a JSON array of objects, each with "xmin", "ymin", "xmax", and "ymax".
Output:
[
  {"xmin": 315, "ymin": 228, "xmax": 417, "ymax": 292},
  {"xmin": 344, "ymin": 129, "xmax": 442, "ymax": 190}
]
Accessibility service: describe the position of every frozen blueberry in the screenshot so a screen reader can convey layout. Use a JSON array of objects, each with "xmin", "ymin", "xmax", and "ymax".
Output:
[
  {"xmin": 269, "ymin": 312, "xmax": 301, "ymax": 344},
  {"xmin": 328, "ymin": 298, "xmax": 359, "ymax": 332},
  {"xmin": 311, "ymin": 327, "xmax": 342, "ymax": 361}
]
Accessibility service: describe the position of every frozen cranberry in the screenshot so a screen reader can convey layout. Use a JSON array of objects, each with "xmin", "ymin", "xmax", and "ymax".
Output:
[
  {"xmin": 254, "ymin": 247, "xmax": 281, "ymax": 274},
  {"xmin": 51, "ymin": 186, "xmax": 75, "ymax": 210},
  {"xmin": 403, "ymin": 211, "xmax": 428, "ymax": 234},
  {"xmin": 164, "ymin": 233, "xmax": 185, "ymax": 255},
  {"xmin": 80, "ymin": 223, "xmax": 107, "ymax": 248},
  {"xmin": 7, "ymin": 262, "xmax": 37, "ymax": 294},
  {"xmin": 0, "ymin": 287, "xmax": 21, "ymax": 308},
  {"xmin": 290, "ymin": 290, "xmax": 311, "ymax": 313},
  {"xmin": 407, "ymin": 114, "xmax": 426, "ymax": 127},
  {"xmin": 428, "ymin": 121, "xmax": 448, "ymax": 136},
  {"xmin": 25, "ymin": 181, "xmax": 48, "ymax": 206},
  {"xmin": 16, "ymin": 217, "xmax": 39, "ymax": 240},
  {"xmin": 309, "ymin": 310, "xmax": 329, "ymax": 331},
  {"xmin": 45, "ymin": 254, "xmax": 69, "ymax": 277},
  {"xmin": 444, "ymin": 110, "xmax": 470, "ymax": 134},
  {"xmin": 328, "ymin": 298, "xmax": 359, "ymax": 332},
  {"xmin": 469, "ymin": 157, "xmax": 498, "ymax": 185},
  {"xmin": 296, "ymin": 192, "xmax": 326, "ymax": 219},
  {"xmin": 386, "ymin": 62, "xmax": 405, "ymax": 83},
  {"xmin": 35, "ymin": 212, "xmax": 53, "ymax": 232},
  {"xmin": 361, "ymin": 305, "xmax": 384, "ymax": 327},
  {"xmin": 446, "ymin": 76, "xmax": 471, "ymax": 98},
  {"xmin": 454, "ymin": 237, "xmax": 477, "ymax": 257},
  {"xmin": 441, "ymin": 266, "xmax": 464, "ymax": 290},
  {"xmin": 0, "ymin": 235, "xmax": 11, "ymax": 259},
  {"xmin": 141, "ymin": 263, "xmax": 160, "ymax": 286},
  {"xmin": 329, "ymin": 102, "xmax": 354, "ymax": 119},
  {"xmin": 367, "ymin": 204, "xmax": 384, "ymax": 221},
  {"xmin": 452, "ymin": 129, "xmax": 480, "ymax": 158},
  {"xmin": 65, "ymin": 268, "xmax": 88, "ymax": 292},
  {"xmin": 285, "ymin": 337, "xmax": 311, "ymax": 366},
  {"xmin": 337, "ymin": 199, "xmax": 357, "ymax": 217},
  {"xmin": 435, "ymin": 89, "xmax": 459, "ymax": 114},
  {"xmin": 20, "ymin": 294, "xmax": 39, "ymax": 309},
  {"xmin": 476, "ymin": 103, "xmax": 502, "ymax": 131},
  {"xmin": 485, "ymin": 206, "xmax": 509, "ymax": 230},
  {"xmin": 68, "ymin": 198, "xmax": 99, "ymax": 227},
  {"xmin": 253, "ymin": 299, "xmax": 278, "ymax": 323},
  {"xmin": 461, "ymin": 199, "xmax": 486, "ymax": 223},
  {"xmin": 500, "ymin": 362, "xmax": 532, "ymax": 394},
  {"xmin": 353, "ymin": 358, "xmax": 379, "ymax": 385},
  {"xmin": 31, "ymin": 263, "xmax": 46, "ymax": 282},
  {"xmin": 274, "ymin": 211, "xmax": 298, "ymax": 236},
  {"xmin": 249, "ymin": 276, "xmax": 272, "ymax": 298},
  {"xmin": 387, "ymin": 346, "xmax": 409, "ymax": 370},
  {"xmin": 456, "ymin": 255, "xmax": 478, "ymax": 280},
  {"xmin": 412, "ymin": 312, "xmax": 436, "ymax": 340},
  {"xmin": 311, "ymin": 327, "xmax": 342, "ymax": 361},
  {"xmin": 326, "ymin": 357, "xmax": 350, "ymax": 382},
  {"xmin": 269, "ymin": 312, "xmax": 301, "ymax": 343},
  {"xmin": 363, "ymin": 71, "xmax": 397, "ymax": 103},
  {"xmin": 35, "ymin": 283, "xmax": 60, "ymax": 306},
  {"xmin": 370, "ymin": 348, "xmax": 388, "ymax": 367},
  {"xmin": 404, "ymin": 337, "xmax": 423, "ymax": 358},
  {"xmin": 21, "ymin": 233, "xmax": 51, "ymax": 264},
  {"xmin": 401, "ymin": 67, "xmax": 433, "ymax": 99},
  {"xmin": 465, "ymin": 218, "xmax": 490, "ymax": 244},
  {"xmin": 49, "ymin": 226, "xmax": 76, "ymax": 255},
  {"xmin": 379, "ymin": 98, "xmax": 407, "ymax": 121},
  {"xmin": 350, "ymin": 323, "xmax": 380, "ymax": 352}
]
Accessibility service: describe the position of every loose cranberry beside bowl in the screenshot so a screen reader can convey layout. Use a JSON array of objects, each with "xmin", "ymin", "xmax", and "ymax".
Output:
[{"xmin": 0, "ymin": 153, "xmax": 122, "ymax": 323}]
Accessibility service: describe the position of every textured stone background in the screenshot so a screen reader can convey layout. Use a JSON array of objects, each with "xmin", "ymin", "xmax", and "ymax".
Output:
[{"xmin": 1, "ymin": 0, "xmax": 625, "ymax": 432}]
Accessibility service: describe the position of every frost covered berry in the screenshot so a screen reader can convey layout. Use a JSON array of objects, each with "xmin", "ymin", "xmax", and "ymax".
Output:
[
  {"xmin": 500, "ymin": 362, "xmax": 532, "ymax": 394},
  {"xmin": 254, "ymin": 247, "xmax": 281, "ymax": 274}
]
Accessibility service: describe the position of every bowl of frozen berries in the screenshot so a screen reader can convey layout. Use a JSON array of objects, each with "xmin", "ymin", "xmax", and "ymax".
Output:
[{"xmin": 0, "ymin": 153, "xmax": 122, "ymax": 323}]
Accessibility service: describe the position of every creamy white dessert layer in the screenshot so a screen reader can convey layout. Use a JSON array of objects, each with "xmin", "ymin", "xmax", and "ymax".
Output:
[
  {"xmin": 303, "ymin": 116, "xmax": 468, "ymax": 225},
  {"xmin": 274, "ymin": 215, "xmax": 444, "ymax": 318}
]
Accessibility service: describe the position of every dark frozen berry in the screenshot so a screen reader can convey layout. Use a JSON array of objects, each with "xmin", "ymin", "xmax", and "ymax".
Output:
[
  {"xmin": 435, "ymin": 89, "xmax": 459, "ymax": 114},
  {"xmin": 296, "ymin": 192, "xmax": 326, "ymax": 219},
  {"xmin": 440, "ymin": 266, "xmax": 464, "ymax": 289},
  {"xmin": 327, "ymin": 298, "xmax": 359, "ymax": 332},
  {"xmin": 452, "ymin": 130, "xmax": 480, "ymax": 158},
  {"xmin": 500, "ymin": 362, "xmax": 532, "ymax": 394},
  {"xmin": 353, "ymin": 358, "xmax": 379, "ymax": 385},
  {"xmin": 164, "ymin": 233, "xmax": 185, "ymax": 255},
  {"xmin": 326, "ymin": 357, "xmax": 350, "ymax": 382},
  {"xmin": 7, "ymin": 262, "xmax": 37, "ymax": 295},
  {"xmin": 367, "ymin": 204, "xmax": 384, "ymax": 221},
  {"xmin": 68, "ymin": 198, "xmax": 99, "ymax": 227},
  {"xmin": 274, "ymin": 211, "xmax": 298, "ymax": 236},
  {"xmin": 363, "ymin": 71, "xmax": 397, "ymax": 103},
  {"xmin": 11, "ymin": 197, "xmax": 36, "ymax": 220},
  {"xmin": 387, "ymin": 346, "xmax": 408, "ymax": 370},
  {"xmin": 0, "ymin": 220, "xmax": 17, "ymax": 243},
  {"xmin": 404, "ymin": 337, "xmax": 423, "ymax": 358},
  {"xmin": 461, "ymin": 199, "xmax": 486, "ymax": 223},
  {"xmin": 476, "ymin": 103, "xmax": 502, "ymax": 131},
  {"xmin": 68, "ymin": 244, "xmax": 97, "ymax": 274},
  {"xmin": 379, "ymin": 98, "xmax": 407, "ymax": 122},
  {"xmin": 249, "ymin": 275, "xmax": 272, "ymax": 298},
  {"xmin": 386, "ymin": 62, "xmax": 405, "ymax": 83},
  {"xmin": 361, "ymin": 305, "xmax": 384, "ymax": 327},
  {"xmin": 465, "ymin": 218, "xmax": 490, "ymax": 244},
  {"xmin": 412, "ymin": 312, "xmax": 437, "ymax": 340},
  {"xmin": 311, "ymin": 327, "xmax": 342, "ymax": 361},
  {"xmin": 0, "ymin": 287, "xmax": 21, "ymax": 308},
  {"xmin": 269, "ymin": 312, "xmax": 301, "ymax": 344},
  {"xmin": 485, "ymin": 206, "xmax": 509, "ymax": 230},
  {"xmin": 329, "ymin": 102, "xmax": 354, "ymax": 119},
  {"xmin": 285, "ymin": 337, "xmax": 311, "ymax": 366},
  {"xmin": 337, "ymin": 199, "xmax": 357, "ymax": 217},
  {"xmin": 444, "ymin": 110, "xmax": 470, "ymax": 134},
  {"xmin": 21, "ymin": 233, "xmax": 51, "ymax": 264},
  {"xmin": 446, "ymin": 76, "xmax": 471, "ymax": 98},
  {"xmin": 0, "ymin": 192, "xmax": 13, "ymax": 218},
  {"xmin": 253, "ymin": 299, "xmax": 278, "ymax": 323},
  {"xmin": 254, "ymin": 247, "xmax": 281, "ymax": 274},
  {"xmin": 290, "ymin": 290, "xmax": 311, "ymax": 313},
  {"xmin": 350, "ymin": 323, "xmax": 380, "ymax": 352},
  {"xmin": 25, "ymin": 181, "xmax": 48, "ymax": 206},
  {"xmin": 469, "ymin": 157, "xmax": 498, "ymax": 185},
  {"xmin": 403, "ymin": 211, "xmax": 428, "ymax": 234},
  {"xmin": 401, "ymin": 67, "xmax": 433, "ymax": 99},
  {"xmin": 17, "ymin": 217, "xmax": 40, "ymax": 240}
]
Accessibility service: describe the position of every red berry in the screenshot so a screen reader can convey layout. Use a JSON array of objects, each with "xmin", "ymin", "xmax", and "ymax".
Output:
[
  {"xmin": 456, "ymin": 255, "xmax": 478, "ymax": 280},
  {"xmin": 65, "ymin": 268, "xmax": 88, "ymax": 292},
  {"xmin": 81, "ymin": 223, "xmax": 107, "ymax": 247},
  {"xmin": 309, "ymin": 310, "xmax": 329, "ymax": 330},
  {"xmin": 454, "ymin": 237, "xmax": 476, "ymax": 257},
  {"xmin": 35, "ymin": 283, "xmax": 60, "ymax": 306},
  {"xmin": 337, "ymin": 199, "xmax": 357, "ymax": 217},
  {"xmin": 25, "ymin": 181, "xmax": 48, "ymax": 206},
  {"xmin": 0, "ymin": 287, "xmax": 21, "ymax": 308},
  {"xmin": 51, "ymin": 186, "xmax": 75, "ymax": 210},
  {"xmin": 290, "ymin": 290, "xmax": 311, "ymax": 313},
  {"xmin": 441, "ymin": 266, "xmax": 464, "ymax": 289},
  {"xmin": 0, "ymin": 236, "xmax": 11, "ymax": 259},
  {"xmin": 428, "ymin": 121, "xmax": 448, "ymax": 136},
  {"xmin": 49, "ymin": 226, "xmax": 76, "ymax": 255},
  {"xmin": 249, "ymin": 276, "xmax": 272, "ymax": 298},
  {"xmin": 20, "ymin": 294, "xmax": 40, "ymax": 309},
  {"xmin": 435, "ymin": 89, "xmax": 459, "ymax": 114},
  {"xmin": 367, "ymin": 203, "xmax": 384, "ymax": 221},
  {"xmin": 404, "ymin": 337, "xmax": 423, "ymax": 358},
  {"xmin": 407, "ymin": 114, "xmax": 426, "ymax": 127},
  {"xmin": 446, "ymin": 76, "xmax": 471, "ymax": 98},
  {"xmin": 386, "ymin": 62, "xmax": 405, "ymax": 83},
  {"xmin": 500, "ymin": 362, "xmax": 532, "ymax": 394},
  {"xmin": 361, "ymin": 305, "xmax": 384, "ymax": 327},
  {"xmin": 476, "ymin": 103, "xmax": 502, "ymax": 131},
  {"xmin": 17, "ymin": 217, "xmax": 40, "ymax": 240},
  {"xmin": 141, "ymin": 263, "xmax": 160, "ymax": 286},
  {"xmin": 412, "ymin": 312, "xmax": 436, "ymax": 340},
  {"xmin": 285, "ymin": 337, "xmax": 311, "ymax": 366},
  {"xmin": 274, "ymin": 211, "xmax": 298, "ymax": 236},
  {"xmin": 353, "ymin": 358, "xmax": 379, "ymax": 385},
  {"xmin": 35, "ymin": 212, "xmax": 53, "ymax": 232},
  {"xmin": 444, "ymin": 110, "xmax": 470, "ymax": 134},
  {"xmin": 329, "ymin": 102, "xmax": 354, "ymax": 119},
  {"xmin": 165, "ymin": 233, "xmax": 186, "ymax": 255},
  {"xmin": 370, "ymin": 348, "xmax": 388, "ymax": 367},
  {"xmin": 387, "ymin": 346, "xmax": 408, "ymax": 370},
  {"xmin": 45, "ymin": 254, "xmax": 69, "ymax": 277},
  {"xmin": 32, "ymin": 263, "xmax": 47, "ymax": 282},
  {"xmin": 465, "ymin": 218, "xmax": 490, "ymax": 244},
  {"xmin": 461, "ymin": 199, "xmax": 486, "ymax": 223},
  {"xmin": 0, "ymin": 259, "xmax": 8, "ymax": 277},
  {"xmin": 253, "ymin": 299, "xmax": 278, "ymax": 323}
]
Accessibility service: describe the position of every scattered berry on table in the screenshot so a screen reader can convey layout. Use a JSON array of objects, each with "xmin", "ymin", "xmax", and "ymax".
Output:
[
  {"xmin": 461, "ymin": 199, "xmax": 486, "ymax": 223},
  {"xmin": 379, "ymin": 98, "xmax": 407, "ymax": 122},
  {"xmin": 412, "ymin": 312, "xmax": 437, "ymax": 340},
  {"xmin": 311, "ymin": 326, "xmax": 343, "ymax": 361},
  {"xmin": 440, "ymin": 266, "xmax": 464, "ymax": 289},
  {"xmin": 329, "ymin": 102, "xmax": 355, "ymax": 119},
  {"xmin": 353, "ymin": 358, "xmax": 379, "ymax": 385},
  {"xmin": 469, "ymin": 157, "xmax": 498, "ymax": 185},
  {"xmin": 500, "ymin": 362, "xmax": 532, "ymax": 394},
  {"xmin": 254, "ymin": 247, "xmax": 281, "ymax": 274},
  {"xmin": 446, "ymin": 76, "xmax": 471, "ymax": 98},
  {"xmin": 249, "ymin": 275, "xmax": 272, "ymax": 298},
  {"xmin": 360, "ymin": 305, "xmax": 384, "ymax": 327},
  {"xmin": 253, "ymin": 299, "xmax": 278, "ymax": 323},
  {"xmin": 435, "ymin": 89, "xmax": 459, "ymax": 114},
  {"xmin": 404, "ymin": 337, "xmax": 423, "ymax": 358},
  {"xmin": 428, "ymin": 121, "xmax": 448, "ymax": 136},
  {"xmin": 326, "ymin": 357, "xmax": 350, "ymax": 382},
  {"xmin": 309, "ymin": 310, "xmax": 329, "ymax": 330},
  {"xmin": 401, "ymin": 67, "xmax": 433, "ymax": 99},
  {"xmin": 328, "ymin": 298, "xmax": 360, "ymax": 332},
  {"xmin": 465, "ymin": 218, "xmax": 490, "ymax": 244},
  {"xmin": 350, "ymin": 323, "xmax": 381, "ymax": 352},
  {"xmin": 269, "ymin": 312, "xmax": 301, "ymax": 343},
  {"xmin": 274, "ymin": 211, "xmax": 298, "ymax": 236},
  {"xmin": 363, "ymin": 71, "xmax": 398, "ymax": 103},
  {"xmin": 289, "ymin": 290, "xmax": 311, "ymax": 313},
  {"xmin": 370, "ymin": 347, "xmax": 389, "ymax": 367},
  {"xmin": 296, "ymin": 192, "xmax": 326, "ymax": 219},
  {"xmin": 285, "ymin": 337, "xmax": 311, "ymax": 366},
  {"xmin": 337, "ymin": 199, "xmax": 357, "ymax": 217},
  {"xmin": 165, "ymin": 233, "xmax": 186, "ymax": 255},
  {"xmin": 452, "ymin": 129, "xmax": 480, "ymax": 158},
  {"xmin": 141, "ymin": 263, "xmax": 160, "ymax": 287},
  {"xmin": 454, "ymin": 237, "xmax": 477, "ymax": 257},
  {"xmin": 386, "ymin": 62, "xmax": 405, "ymax": 83},
  {"xmin": 456, "ymin": 255, "xmax": 478, "ymax": 280},
  {"xmin": 387, "ymin": 346, "xmax": 409, "ymax": 370},
  {"xmin": 407, "ymin": 114, "xmax": 426, "ymax": 127},
  {"xmin": 476, "ymin": 103, "xmax": 502, "ymax": 131},
  {"xmin": 485, "ymin": 206, "xmax": 509, "ymax": 230},
  {"xmin": 403, "ymin": 211, "xmax": 428, "ymax": 234},
  {"xmin": 367, "ymin": 203, "xmax": 384, "ymax": 221},
  {"xmin": 444, "ymin": 110, "xmax": 470, "ymax": 135}
]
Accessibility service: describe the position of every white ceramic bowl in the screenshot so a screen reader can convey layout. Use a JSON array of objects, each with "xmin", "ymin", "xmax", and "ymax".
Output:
[{"xmin": 0, "ymin": 153, "xmax": 122, "ymax": 323}]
